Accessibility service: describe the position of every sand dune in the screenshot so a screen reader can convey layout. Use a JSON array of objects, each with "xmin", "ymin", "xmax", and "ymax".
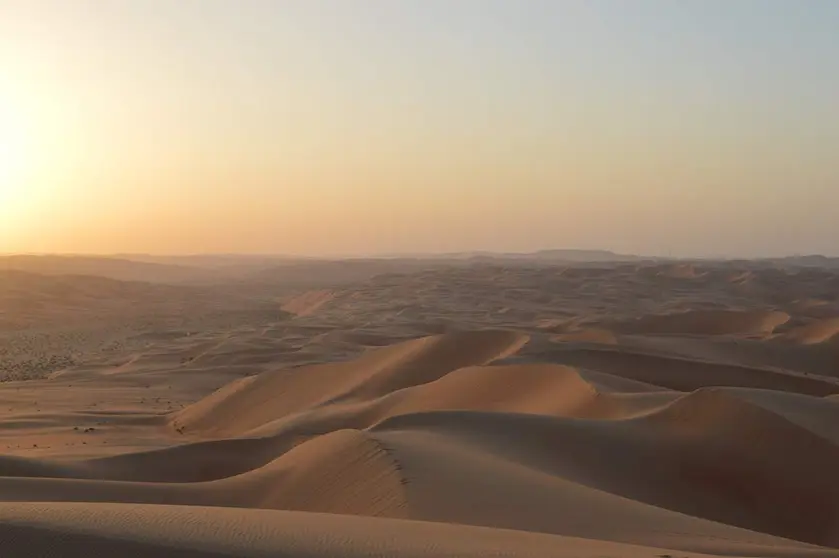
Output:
[
  {"xmin": 657, "ymin": 263, "xmax": 704, "ymax": 279},
  {"xmin": 606, "ymin": 309, "xmax": 791, "ymax": 336},
  {"xmin": 10, "ymin": 502, "xmax": 829, "ymax": 558},
  {"xmin": 371, "ymin": 411, "xmax": 837, "ymax": 550},
  {"xmin": 171, "ymin": 330, "xmax": 528, "ymax": 437},
  {"xmin": 780, "ymin": 317, "xmax": 839, "ymax": 344},
  {"xmin": 553, "ymin": 327, "xmax": 619, "ymax": 344},
  {"xmin": 281, "ymin": 290, "xmax": 336, "ymax": 316},
  {"xmin": 2, "ymin": 259, "xmax": 839, "ymax": 557},
  {"xmin": 536, "ymin": 345, "xmax": 837, "ymax": 395}
]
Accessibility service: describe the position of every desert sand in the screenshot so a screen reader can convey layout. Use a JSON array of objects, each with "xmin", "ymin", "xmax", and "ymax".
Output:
[{"xmin": 1, "ymin": 255, "xmax": 839, "ymax": 557}]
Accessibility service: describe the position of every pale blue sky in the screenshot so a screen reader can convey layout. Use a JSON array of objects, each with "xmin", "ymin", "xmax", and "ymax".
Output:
[{"xmin": 1, "ymin": 1, "xmax": 837, "ymax": 256}]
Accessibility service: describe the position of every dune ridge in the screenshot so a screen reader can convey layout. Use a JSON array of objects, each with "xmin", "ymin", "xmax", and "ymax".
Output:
[
  {"xmin": 606, "ymin": 309, "xmax": 791, "ymax": 336},
  {"xmin": 780, "ymin": 318, "xmax": 839, "ymax": 344}
]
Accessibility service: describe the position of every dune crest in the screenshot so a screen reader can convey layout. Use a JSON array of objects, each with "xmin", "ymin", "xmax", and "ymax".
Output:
[
  {"xmin": 170, "ymin": 330, "xmax": 529, "ymax": 437},
  {"xmin": 780, "ymin": 318, "xmax": 839, "ymax": 344},
  {"xmin": 608, "ymin": 309, "xmax": 791, "ymax": 336}
]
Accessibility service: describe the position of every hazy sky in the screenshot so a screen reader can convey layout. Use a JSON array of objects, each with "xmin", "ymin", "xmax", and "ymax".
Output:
[{"xmin": 1, "ymin": 1, "xmax": 838, "ymax": 257}]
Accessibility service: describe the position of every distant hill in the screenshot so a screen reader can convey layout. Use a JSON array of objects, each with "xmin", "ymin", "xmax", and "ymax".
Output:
[
  {"xmin": 515, "ymin": 249, "xmax": 646, "ymax": 262},
  {"xmin": 109, "ymin": 254, "xmax": 303, "ymax": 270},
  {"xmin": 765, "ymin": 255, "xmax": 839, "ymax": 268},
  {"xmin": 248, "ymin": 258, "xmax": 457, "ymax": 288},
  {"xmin": 0, "ymin": 255, "xmax": 219, "ymax": 284},
  {"xmin": 375, "ymin": 249, "xmax": 647, "ymax": 262}
]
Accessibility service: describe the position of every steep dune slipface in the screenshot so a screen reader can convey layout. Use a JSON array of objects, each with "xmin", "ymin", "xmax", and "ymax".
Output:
[
  {"xmin": 644, "ymin": 389, "xmax": 839, "ymax": 545},
  {"xmin": 0, "ymin": 430, "xmax": 405, "ymax": 519},
  {"xmin": 213, "ymin": 429, "xmax": 409, "ymax": 517},
  {"xmin": 361, "ymin": 387, "xmax": 839, "ymax": 547},
  {"xmin": 367, "ymin": 407, "xmax": 839, "ymax": 550},
  {"xmin": 537, "ymin": 345, "xmax": 838, "ymax": 395}
]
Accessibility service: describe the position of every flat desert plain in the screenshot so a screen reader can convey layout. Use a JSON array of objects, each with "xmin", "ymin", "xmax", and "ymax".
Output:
[{"xmin": 1, "ymin": 255, "xmax": 839, "ymax": 557}]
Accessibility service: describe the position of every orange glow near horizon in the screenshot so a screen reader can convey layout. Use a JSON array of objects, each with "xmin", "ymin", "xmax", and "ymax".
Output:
[
  {"xmin": 0, "ymin": 97, "xmax": 34, "ymax": 233},
  {"xmin": 1, "ymin": 3, "xmax": 838, "ymax": 258}
]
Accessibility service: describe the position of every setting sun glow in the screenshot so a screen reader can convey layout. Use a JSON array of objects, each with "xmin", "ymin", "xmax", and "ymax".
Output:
[
  {"xmin": 0, "ymin": 103, "xmax": 29, "ymax": 200},
  {"xmin": 0, "ymin": 94, "xmax": 38, "ymax": 249}
]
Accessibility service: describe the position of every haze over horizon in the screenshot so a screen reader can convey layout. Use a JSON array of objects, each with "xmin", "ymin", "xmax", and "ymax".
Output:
[{"xmin": 2, "ymin": 1, "xmax": 838, "ymax": 257}]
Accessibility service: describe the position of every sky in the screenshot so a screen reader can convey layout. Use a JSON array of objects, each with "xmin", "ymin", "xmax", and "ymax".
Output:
[{"xmin": 1, "ymin": 0, "xmax": 838, "ymax": 257}]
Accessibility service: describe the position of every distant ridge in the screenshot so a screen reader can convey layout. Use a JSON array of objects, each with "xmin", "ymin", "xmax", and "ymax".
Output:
[
  {"xmin": 3, "ymin": 252, "xmax": 838, "ymax": 289},
  {"xmin": 766, "ymin": 255, "xmax": 839, "ymax": 268},
  {"xmin": 510, "ymin": 249, "xmax": 646, "ymax": 262},
  {"xmin": 374, "ymin": 249, "xmax": 648, "ymax": 262},
  {"xmin": 0, "ymin": 255, "xmax": 211, "ymax": 284}
]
